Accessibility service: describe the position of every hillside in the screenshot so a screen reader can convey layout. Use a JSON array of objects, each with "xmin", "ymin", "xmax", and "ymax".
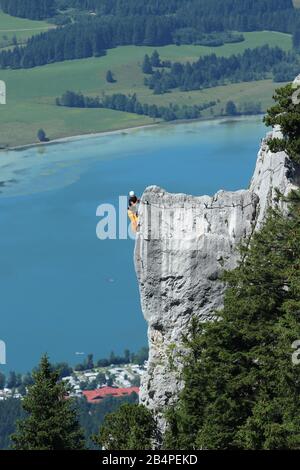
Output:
[
  {"xmin": 0, "ymin": 31, "xmax": 293, "ymax": 147},
  {"xmin": 0, "ymin": 11, "xmax": 54, "ymax": 48},
  {"xmin": 0, "ymin": 0, "xmax": 299, "ymax": 146}
]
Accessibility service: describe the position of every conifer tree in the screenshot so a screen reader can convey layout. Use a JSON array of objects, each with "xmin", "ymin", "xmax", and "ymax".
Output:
[
  {"xmin": 151, "ymin": 50, "xmax": 161, "ymax": 67},
  {"xmin": 12, "ymin": 355, "xmax": 85, "ymax": 450},
  {"xmin": 164, "ymin": 190, "xmax": 300, "ymax": 450},
  {"xmin": 142, "ymin": 54, "xmax": 153, "ymax": 74},
  {"xmin": 293, "ymin": 29, "xmax": 300, "ymax": 51},
  {"xmin": 94, "ymin": 403, "xmax": 158, "ymax": 450},
  {"xmin": 94, "ymin": 404, "xmax": 158, "ymax": 450},
  {"xmin": 264, "ymin": 83, "xmax": 300, "ymax": 163},
  {"xmin": 106, "ymin": 70, "xmax": 115, "ymax": 83},
  {"xmin": 225, "ymin": 100, "xmax": 238, "ymax": 116},
  {"xmin": 37, "ymin": 128, "xmax": 47, "ymax": 142}
]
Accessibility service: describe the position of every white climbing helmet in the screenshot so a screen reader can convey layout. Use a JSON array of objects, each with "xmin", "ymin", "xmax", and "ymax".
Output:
[{"xmin": 129, "ymin": 191, "xmax": 135, "ymax": 197}]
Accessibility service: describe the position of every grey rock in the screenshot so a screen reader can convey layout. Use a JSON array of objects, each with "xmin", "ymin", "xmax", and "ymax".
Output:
[{"xmin": 134, "ymin": 127, "xmax": 300, "ymax": 432}]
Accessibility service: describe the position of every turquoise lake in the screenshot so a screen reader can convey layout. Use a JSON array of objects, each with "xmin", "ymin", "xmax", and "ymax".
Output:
[{"xmin": 0, "ymin": 117, "xmax": 267, "ymax": 373}]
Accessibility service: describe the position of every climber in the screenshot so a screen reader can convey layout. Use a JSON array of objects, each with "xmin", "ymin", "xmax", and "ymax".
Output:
[{"xmin": 128, "ymin": 191, "xmax": 140, "ymax": 233}]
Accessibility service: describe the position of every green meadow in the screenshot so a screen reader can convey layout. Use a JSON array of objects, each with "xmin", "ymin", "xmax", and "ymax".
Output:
[
  {"xmin": 0, "ymin": 31, "xmax": 292, "ymax": 147},
  {"xmin": 0, "ymin": 11, "xmax": 54, "ymax": 44}
]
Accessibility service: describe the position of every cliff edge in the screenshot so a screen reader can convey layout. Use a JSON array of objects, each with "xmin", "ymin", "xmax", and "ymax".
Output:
[{"xmin": 134, "ymin": 125, "xmax": 300, "ymax": 430}]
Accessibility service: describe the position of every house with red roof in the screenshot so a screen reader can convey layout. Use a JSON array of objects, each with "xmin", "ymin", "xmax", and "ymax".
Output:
[{"xmin": 82, "ymin": 386, "xmax": 139, "ymax": 404}]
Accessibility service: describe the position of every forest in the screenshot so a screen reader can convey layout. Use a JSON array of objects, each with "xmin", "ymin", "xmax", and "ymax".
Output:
[
  {"xmin": 0, "ymin": 0, "xmax": 56, "ymax": 20},
  {"xmin": 0, "ymin": 0, "xmax": 300, "ymax": 69},
  {"xmin": 56, "ymin": 90, "xmax": 216, "ymax": 121},
  {"xmin": 0, "ymin": 393, "xmax": 138, "ymax": 449},
  {"xmin": 143, "ymin": 47, "xmax": 300, "ymax": 94},
  {"xmin": 0, "ymin": 0, "xmax": 297, "ymax": 21},
  {"xmin": 0, "ymin": 347, "xmax": 148, "ymax": 448}
]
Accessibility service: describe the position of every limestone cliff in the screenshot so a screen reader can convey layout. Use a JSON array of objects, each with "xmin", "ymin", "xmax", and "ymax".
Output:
[{"xmin": 134, "ymin": 126, "xmax": 300, "ymax": 431}]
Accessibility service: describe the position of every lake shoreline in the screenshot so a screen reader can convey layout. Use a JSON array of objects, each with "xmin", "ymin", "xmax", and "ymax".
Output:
[
  {"xmin": 0, "ymin": 117, "xmax": 266, "ymax": 370},
  {"xmin": 2, "ymin": 113, "xmax": 264, "ymax": 153}
]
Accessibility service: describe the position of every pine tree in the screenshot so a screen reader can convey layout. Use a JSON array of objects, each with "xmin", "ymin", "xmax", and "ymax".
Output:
[
  {"xmin": 7, "ymin": 371, "xmax": 17, "ymax": 389},
  {"xmin": 142, "ymin": 54, "xmax": 153, "ymax": 74},
  {"xmin": 151, "ymin": 50, "xmax": 160, "ymax": 67},
  {"xmin": 164, "ymin": 190, "xmax": 300, "ymax": 450},
  {"xmin": 0, "ymin": 372, "xmax": 5, "ymax": 390},
  {"xmin": 94, "ymin": 403, "xmax": 158, "ymax": 450},
  {"xmin": 37, "ymin": 129, "xmax": 47, "ymax": 142},
  {"xmin": 106, "ymin": 70, "xmax": 115, "ymax": 83},
  {"xmin": 225, "ymin": 100, "xmax": 238, "ymax": 116},
  {"xmin": 264, "ymin": 83, "xmax": 300, "ymax": 163},
  {"xmin": 293, "ymin": 29, "xmax": 300, "ymax": 51},
  {"xmin": 12, "ymin": 355, "xmax": 85, "ymax": 450}
]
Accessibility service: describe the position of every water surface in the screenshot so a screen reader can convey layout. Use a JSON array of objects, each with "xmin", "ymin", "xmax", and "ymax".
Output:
[{"xmin": 0, "ymin": 118, "xmax": 266, "ymax": 372}]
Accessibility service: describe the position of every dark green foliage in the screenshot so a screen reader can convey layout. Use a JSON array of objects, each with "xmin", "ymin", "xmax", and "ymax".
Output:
[
  {"xmin": 264, "ymin": 83, "xmax": 300, "ymax": 163},
  {"xmin": 124, "ymin": 349, "xmax": 130, "ymax": 363},
  {"xmin": 0, "ymin": 398, "xmax": 24, "ymax": 449},
  {"xmin": 56, "ymin": 0, "xmax": 295, "ymax": 18},
  {"xmin": 56, "ymin": 0, "xmax": 182, "ymax": 15},
  {"xmin": 37, "ymin": 128, "xmax": 47, "ymax": 142},
  {"xmin": 7, "ymin": 371, "xmax": 22, "ymax": 389},
  {"xmin": 78, "ymin": 393, "xmax": 138, "ymax": 449},
  {"xmin": 0, "ymin": 371, "xmax": 34, "ymax": 399},
  {"xmin": 53, "ymin": 362, "xmax": 73, "ymax": 379},
  {"xmin": 0, "ymin": 16, "xmax": 175, "ymax": 69},
  {"xmin": 239, "ymin": 101, "xmax": 262, "ymax": 115},
  {"xmin": 172, "ymin": 29, "xmax": 244, "ymax": 46},
  {"xmin": 273, "ymin": 62, "xmax": 300, "ymax": 82},
  {"xmin": 0, "ymin": 392, "xmax": 139, "ymax": 450},
  {"xmin": 56, "ymin": 90, "xmax": 216, "ymax": 121},
  {"xmin": 86, "ymin": 353, "xmax": 94, "ymax": 370},
  {"xmin": 0, "ymin": 347, "xmax": 147, "ymax": 449},
  {"xmin": 1, "ymin": 0, "xmax": 299, "ymax": 69},
  {"xmin": 0, "ymin": 372, "xmax": 5, "ymax": 390},
  {"xmin": 74, "ymin": 347, "xmax": 148, "ymax": 370},
  {"xmin": 293, "ymin": 29, "xmax": 300, "ymax": 51},
  {"xmin": 144, "ymin": 46, "xmax": 300, "ymax": 94},
  {"xmin": 225, "ymin": 100, "xmax": 238, "ymax": 116},
  {"xmin": 12, "ymin": 355, "xmax": 85, "ymax": 450},
  {"xmin": 106, "ymin": 70, "xmax": 115, "ymax": 83},
  {"xmin": 7, "ymin": 371, "xmax": 17, "ymax": 389},
  {"xmin": 164, "ymin": 190, "xmax": 300, "ymax": 450},
  {"xmin": 50, "ymin": 0, "xmax": 300, "ymax": 34},
  {"xmin": 94, "ymin": 403, "xmax": 158, "ymax": 450},
  {"xmin": 142, "ymin": 54, "xmax": 153, "ymax": 74},
  {"xmin": 131, "ymin": 346, "xmax": 149, "ymax": 365},
  {"xmin": 150, "ymin": 50, "xmax": 160, "ymax": 67},
  {"xmin": 0, "ymin": 0, "xmax": 56, "ymax": 19},
  {"xmin": 47, "ymin": 14, "xmax": 72, "ymax": 26},
  {"xmin": 22, "ymin": 372, "xmax": 34, "ymax": 387}
]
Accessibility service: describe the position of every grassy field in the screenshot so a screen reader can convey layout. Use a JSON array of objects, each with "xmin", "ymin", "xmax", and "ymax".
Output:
[
  {"xmin": 0, "ymin": 31, "xmax": 292, "ymax": 147},
  {"xmin": 152, "ymin": 31, "xmax": 293, "ymax": 60},
  {"xmin": 0, "ymin": 11, "xmax": 54, "ymax": 51},
  {"xmin": 0, "ymin": 10, "xmax": 54, "ymax": 46}
]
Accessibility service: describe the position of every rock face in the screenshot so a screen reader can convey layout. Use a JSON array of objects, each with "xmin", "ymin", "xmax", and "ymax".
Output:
[{"xmin": 134, "ymin": 127, "xmax": 300, "ymax": 431}]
